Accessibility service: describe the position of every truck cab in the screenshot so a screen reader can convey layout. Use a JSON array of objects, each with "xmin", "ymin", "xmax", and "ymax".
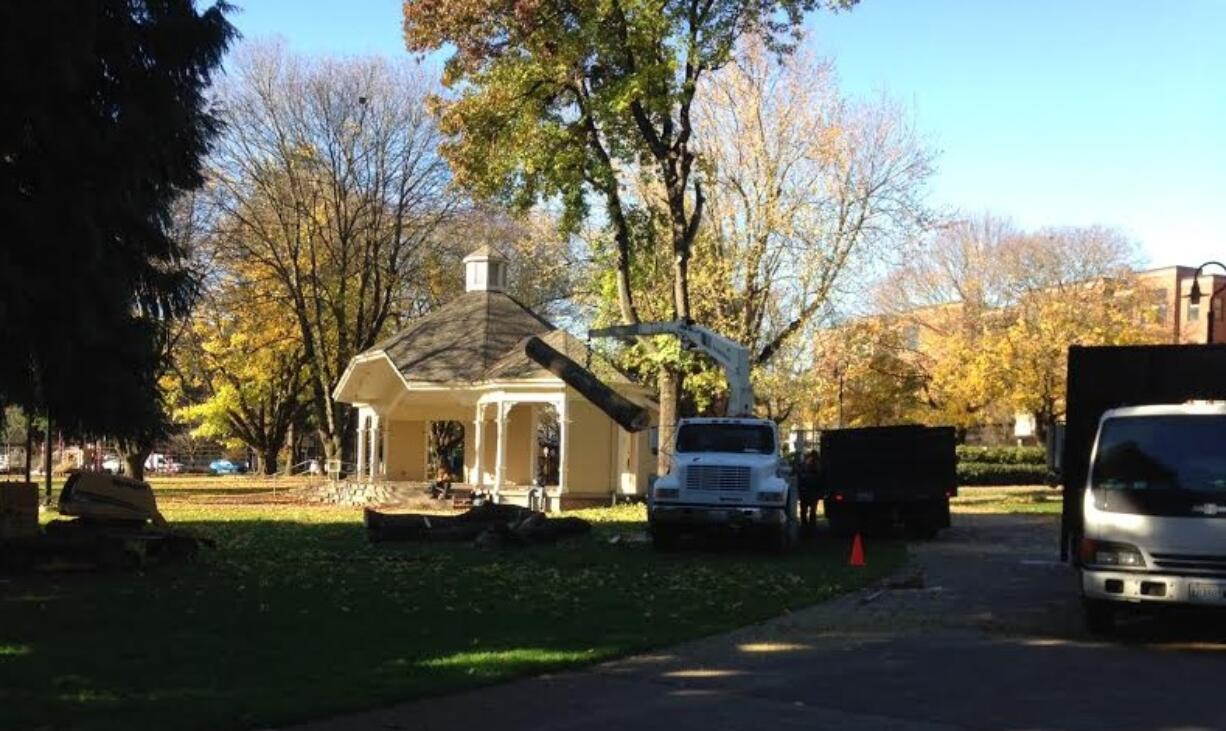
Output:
[
  {"xmin": 1080, "ymin": 403, "xmax": 1226, "ymax": 632},
  {"xmin": 648, "ymin": 417, "xmax": 796, "ymax": 550}
]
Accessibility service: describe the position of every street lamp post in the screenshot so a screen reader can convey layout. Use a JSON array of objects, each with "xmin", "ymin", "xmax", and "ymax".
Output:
[{"xmin": 1187, "ymin": 261, "xmax": 1226, "ymax": 345}]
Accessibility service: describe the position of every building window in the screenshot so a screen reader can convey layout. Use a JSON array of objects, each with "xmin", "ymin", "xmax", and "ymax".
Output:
[
  {"xmin": 903, "ymin": 324, "xmax": 920, "ymax": 350},
  {"xmin": 1188, "ymin": 301, "xmax": 1200, "ymax": 322},
  {"xmin": 1150, "ymin": 289, "xmax": 1168, "ymax": 324}
]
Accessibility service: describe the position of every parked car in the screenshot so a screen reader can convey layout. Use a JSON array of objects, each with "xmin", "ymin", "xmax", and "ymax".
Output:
[
  {"xmin": 102, "ymin": 456, "xmax": 122, "ymax": 473},
  {"xmin": 209, "ymin": 459, "xmax": 241, "ymax": 475}
]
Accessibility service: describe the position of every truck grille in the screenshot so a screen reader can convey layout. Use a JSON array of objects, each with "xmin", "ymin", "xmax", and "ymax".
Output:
[
  {"xmin": 1150, "ymin": 552, "xmax": 1226, "ymax": 576},
  {"xmin": 685, "ymin": 465, "xmax": 751, "ymax": 492}
]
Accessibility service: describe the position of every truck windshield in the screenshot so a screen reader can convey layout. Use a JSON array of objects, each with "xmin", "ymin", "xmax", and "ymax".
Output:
[
  {"xmin": 676, "ymin": 423, "xmax": 775, "ymax": 454},
  {"xmin": 1091, "ymin": 415, "xmax": 1226, "ymax": 495}
]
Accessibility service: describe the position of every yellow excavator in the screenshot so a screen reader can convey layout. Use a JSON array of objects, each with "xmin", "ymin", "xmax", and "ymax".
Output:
[{"xmin": 1, "ymin": 472, "xmax": 205, "ymax": 572}]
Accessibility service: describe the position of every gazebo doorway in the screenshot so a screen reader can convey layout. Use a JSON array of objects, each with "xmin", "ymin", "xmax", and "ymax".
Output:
[
  {"xmin": 427, "ymin": 421, "xmax": 464, "ymax": 482},
  {"xmin": 535, "ymin": 403, "xmax": 560, "ymax": 488}
]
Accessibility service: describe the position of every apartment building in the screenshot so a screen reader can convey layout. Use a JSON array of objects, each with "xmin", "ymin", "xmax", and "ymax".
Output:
[
  {"xmin": 803, "ymin": 263, "xmax": 1226, "ymax": 442},
  {"xmin": 1136, "ymin": 265, "xmax": 1226, "ymax": 344},
  {"xmin": 894, "ymin": 264, "xmax": 1226, "ymax": 350}
]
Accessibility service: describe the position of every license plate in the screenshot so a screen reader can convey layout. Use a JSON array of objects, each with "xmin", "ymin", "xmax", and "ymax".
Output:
[{"xmin": 1189, "ymin": 582, "xmax": 1224, "ymax": 602}]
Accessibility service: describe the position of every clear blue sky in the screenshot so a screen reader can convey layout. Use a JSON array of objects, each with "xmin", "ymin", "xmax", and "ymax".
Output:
[{"xmin": 227, "ymin": 0, "xmax": 1225, "ymax": 268}]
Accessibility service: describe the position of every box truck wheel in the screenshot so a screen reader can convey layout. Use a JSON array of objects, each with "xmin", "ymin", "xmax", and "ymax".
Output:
[
  {"xmin": 825, "ymin": 503, "xmax": 855, "ymax": 537},
  {"xmin": 1083, "ymin": 598, "xmax": 1116, "ymax": 635},
  {"xmin": 903, "ymin": 500, "xmax": 946, "ymax": 539}
]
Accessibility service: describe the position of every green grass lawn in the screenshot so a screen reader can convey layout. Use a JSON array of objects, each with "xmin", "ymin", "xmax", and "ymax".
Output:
[
  {"xmin": 952, "ymin": 486, "xmax": 1063, "ymax": 515},
  {"xmin": 1, "ymin": 499, "xmax": 902, "ymax": 731}
]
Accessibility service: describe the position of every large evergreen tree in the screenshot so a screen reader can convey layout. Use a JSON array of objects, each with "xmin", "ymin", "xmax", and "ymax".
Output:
[{"xmin": 0, "ymin": 1, "xmax": 234, "ymax": 450}]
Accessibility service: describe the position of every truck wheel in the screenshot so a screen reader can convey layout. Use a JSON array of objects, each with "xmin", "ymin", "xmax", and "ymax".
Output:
[
  {"xmin": 767, "ymin": 519, "xmax": 798, "ymax": 554},
  {"xmin": 783, "ymin": 493, "xmax": 799, "ymax": 549},
  {"xmin": 903, "ymin": 503, "xmax": 943, "ymax": 539},
  {"xmin": 651, "ymin": 525, "xmax": 680, "ymax": 551},
  {"xmin": 0, "ymin": 544, "xmax": 34, "ymax": 573},
  {"xmin": 903, "ymin": 517, "xmax": 938, "ymax": 540},
  {"xmin": 826, "ymin": 506, "xmax": 854, "ymax": 538},
  {"xmin": 1083, "ymin": 598, "xmax": 1116, "ymax": 635}
]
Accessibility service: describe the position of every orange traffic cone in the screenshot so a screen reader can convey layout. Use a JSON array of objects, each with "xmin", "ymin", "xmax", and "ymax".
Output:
[{"xmin": 849, "ymin": 532, "xmax": 866, "ymax": 567}]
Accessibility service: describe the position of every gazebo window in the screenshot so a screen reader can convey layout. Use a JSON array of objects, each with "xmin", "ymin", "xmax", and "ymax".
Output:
[{"xmin": 463, "ymin": 246, "xmax": 510, "ymax": 293}]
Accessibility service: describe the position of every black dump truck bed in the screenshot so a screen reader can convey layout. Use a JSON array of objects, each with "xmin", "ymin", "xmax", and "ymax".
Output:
[
  {"xmin": 821, "ymin": 425, "xmax": 957, "ymax": 500},
  {"xmin": 819, "ymin": 425, "xmax": 957, "ymax": 537},
  {"xmin": 1061, "ymin": 344, "xmax": 1226, "ymax": 559}
]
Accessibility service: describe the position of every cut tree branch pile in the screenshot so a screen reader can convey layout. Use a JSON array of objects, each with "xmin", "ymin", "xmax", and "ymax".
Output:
[{"xmin": 363, "ymin": 503, "xmax": 591, "ymax": 548}]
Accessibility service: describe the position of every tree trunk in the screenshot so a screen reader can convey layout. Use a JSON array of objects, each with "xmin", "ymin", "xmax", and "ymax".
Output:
[
  {"xmin": 23, "ymin": 416, "xmax": 33, "ymax": 483},
  {"xmin": 672, "ymin": 250, "xmax": 691, "ymax": 325},
  {"xmin": 42, "ymin": 417, "xmax": 52, "ymax": 501},
  {"xmin": 306, "ymin": 366, "xmax": 340, "ymax": 463},
  {"xmin": 261, "ymin": 447, "xmax": 279, "ymax": 476},
  {"xmin": 283, "ymin": 422, "xmax": 295, "ymax": 476},
  {"xmin": 320, "ymin": 424, "xmax": 347, "ymax": 476},
  {"xmin": 655, "ymin": 235, "xmax": 694, "ymax": 476},
  {"xmin": 656, "ymin": 366, "xmax": 681, "ymax": 476},
  {"xmin": 124, "ymin": 448, "xmax": 149, "ymax": 481},
  {"xmin": 329, "ymin": 430, "xmax": 344, "ymax": 467},
  {"xmin": 1035, "ymin": 405, "xmax": 1057, "ymax": 450}
]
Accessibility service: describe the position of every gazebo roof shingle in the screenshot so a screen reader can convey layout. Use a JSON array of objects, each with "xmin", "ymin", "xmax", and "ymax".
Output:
[
  {"xmin": 344, "ymin": 272, "xmax": 654, "ymax": 430},
  {"xmin": 368, "ymin": 290, "xmax": 554, "ymax": 383},
  {"xmin": 484, "ymin": 330, "xmax": 634, "ymax": 385},
  {"xmin": 366, "ymin": 290, "xmax": 632, "ymax": 386}
]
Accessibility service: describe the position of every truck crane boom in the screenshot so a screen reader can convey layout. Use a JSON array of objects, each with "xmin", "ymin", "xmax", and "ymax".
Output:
[{"xmin": 587, "ymin": 320, "xmax": 753, "ymax": 417}]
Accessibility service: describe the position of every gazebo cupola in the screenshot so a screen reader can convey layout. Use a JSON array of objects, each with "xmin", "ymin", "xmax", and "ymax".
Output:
[{"xmin": 463, "ymin": 246, "xmax": 509, "ymax": 292}]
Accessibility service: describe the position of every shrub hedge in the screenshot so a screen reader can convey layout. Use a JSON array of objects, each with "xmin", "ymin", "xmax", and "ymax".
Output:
[
  {"xmin": 955, "ymin": 445, "xmax": 1047, "ymax": 465},
  {"xmin": 955, "ymin": 445, "xmax": 1053, "ymax": 485},
  {"xmin": 957, "ymin": 462, "xmax": 1056, "ymax": 486}
]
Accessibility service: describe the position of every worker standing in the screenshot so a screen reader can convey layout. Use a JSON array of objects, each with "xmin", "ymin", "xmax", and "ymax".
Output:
[{"xmin": 798, "ymin": 451, "xmax": 821, "ymax": 531}]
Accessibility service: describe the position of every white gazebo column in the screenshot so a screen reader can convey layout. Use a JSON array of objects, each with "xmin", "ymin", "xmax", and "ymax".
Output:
[
  {"xmin": 490, "ymin": 397, "xmax": 514, "ymax": 500},
  {"xmin": 557, "ymin": 396, "xmax": 570, "ymax": 494},
  {"xmin": 472, "ymin": 403, "xmax": 485, "ymax": 489},
  {"xmin": 494, "ymin": 400, "xmax": 510, "ymax": 499},
  {"xmin": 381, "ymin": 419, "xmax": 391, "ymax": 480},
  {"xmin": 527, "ymin": 405, "xmax": 539, "ymax": 485},
  {"xmin": 355, "ymin": 417, "xmax": 367, "ymax": 480},
  {"xmin": 368, "ymin": 413, "xmax": 381, "ymax": 482},
  {"xmin": 424, "ymin": 421, "xmax": 433, "ymax": 480}
]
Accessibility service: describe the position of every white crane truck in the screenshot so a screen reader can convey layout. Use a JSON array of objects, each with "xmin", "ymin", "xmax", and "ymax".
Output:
[{"xmin": 588, "ymin": 320, "xmax": 797, "ymax": 551}]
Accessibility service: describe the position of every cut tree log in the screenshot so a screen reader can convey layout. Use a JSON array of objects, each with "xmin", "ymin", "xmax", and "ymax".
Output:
[
  {"xmin": 364, "ymin": 503, "xmax": 591, "ymax": 546},
  {"xmin": 522, "ymin": 336, "xmax": 649, "ymax": 432}
]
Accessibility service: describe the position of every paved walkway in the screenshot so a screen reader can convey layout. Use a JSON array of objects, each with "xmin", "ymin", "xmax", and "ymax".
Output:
[{"xmin": 290, "ymin": 514, "xmax": 1226, "ymax": 731}]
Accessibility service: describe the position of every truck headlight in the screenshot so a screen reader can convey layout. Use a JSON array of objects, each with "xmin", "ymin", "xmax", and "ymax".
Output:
[
  {"xmin": 756, "ymin": 491, "xmax": 786, "ymax": 503},
  {"xmin": 655, "ymin": 487, "xmax": 679, "ymax": 501},
  {"xmin": 1080, "ymin": 538, "xmax": 1146, "ymax": 568}
]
